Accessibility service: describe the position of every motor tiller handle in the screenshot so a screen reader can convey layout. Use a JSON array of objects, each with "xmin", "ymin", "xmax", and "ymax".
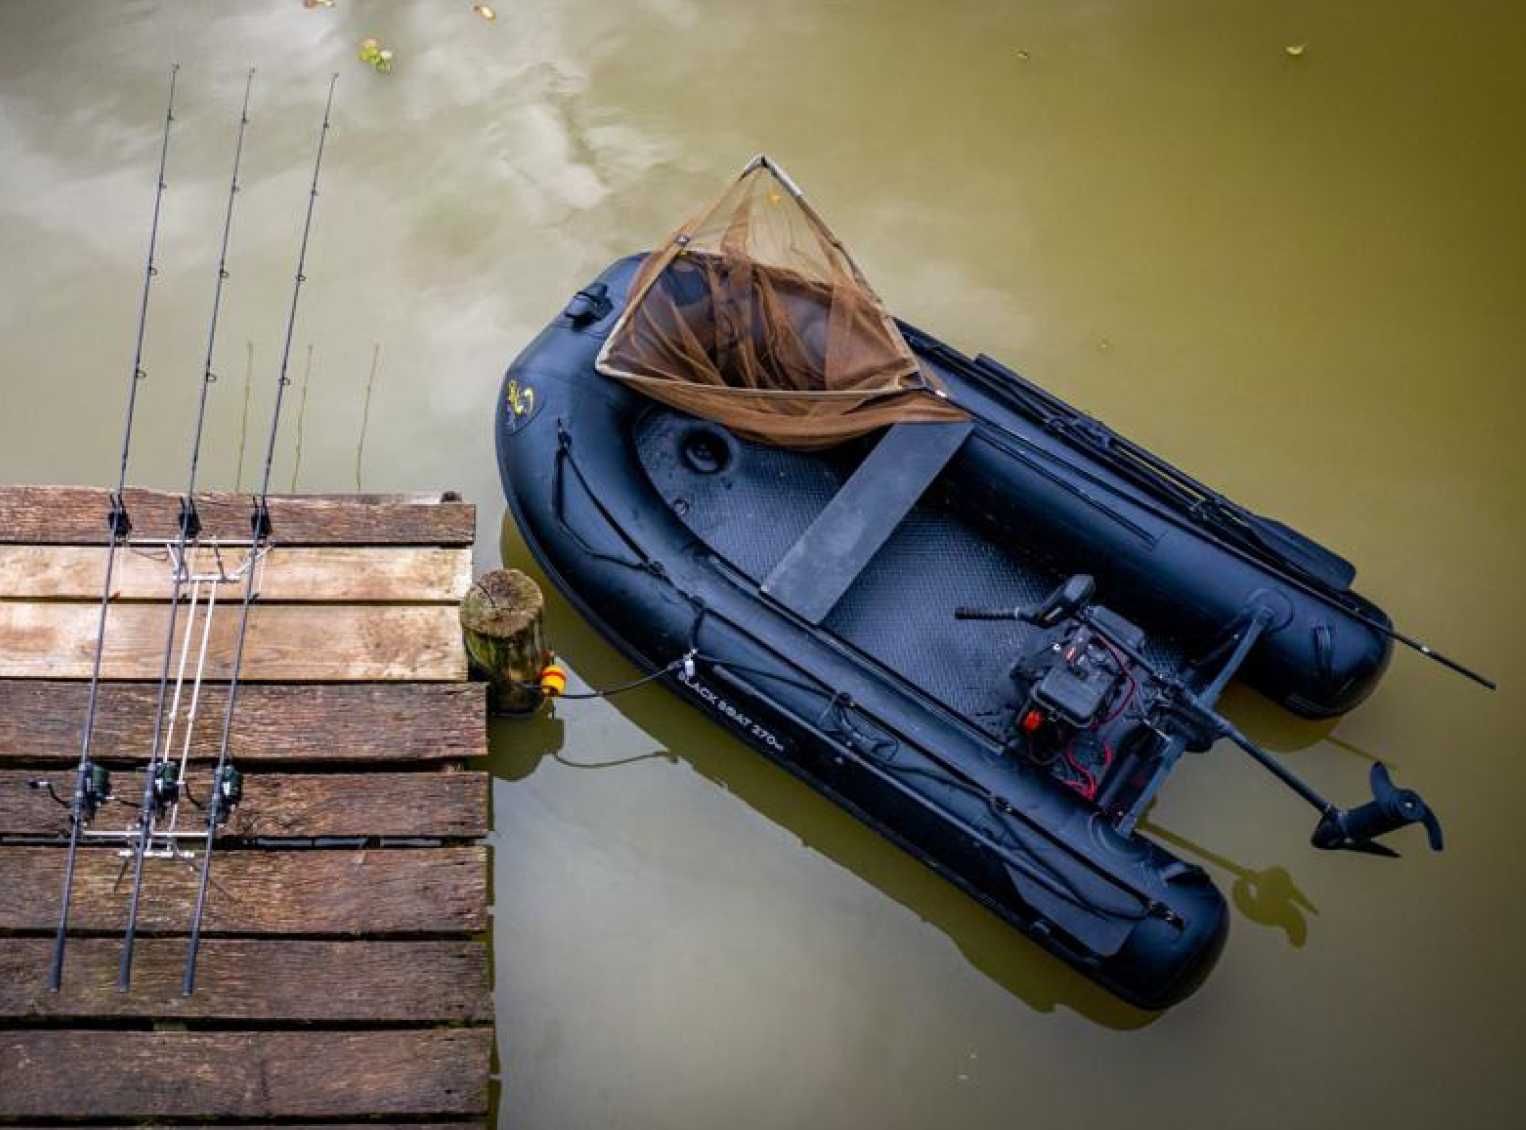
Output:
[
  {"xmin": 954, "ymin": 607, "xmax": 1021, "ymax": 621},
  {"xmin": 955, "ymin": 574, "xmax": 1099, "ymax": 626}
]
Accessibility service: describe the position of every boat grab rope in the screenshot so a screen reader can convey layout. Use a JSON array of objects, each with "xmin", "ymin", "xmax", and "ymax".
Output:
[{"xmin": 552, "ymin": 419, "xmax": 668, "ymax": 581}]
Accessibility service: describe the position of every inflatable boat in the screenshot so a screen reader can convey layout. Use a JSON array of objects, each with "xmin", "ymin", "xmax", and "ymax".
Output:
[{"xmin": 496, "ymin": 158, "xmax": 1461, "ymax": 1007}]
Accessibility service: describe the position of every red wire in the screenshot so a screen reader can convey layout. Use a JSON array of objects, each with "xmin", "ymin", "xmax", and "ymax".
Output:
[
  {"xmin": 1062, "ymin": 738, "xmax": 1097, "ymax": 800},
  {"xmin": 1094, "ymin": 635, "xmax": 1138, "ymax": 724},
  {"xmin": 1062, "ymin": 739, "xmax": 1116, "ymax": 803}
]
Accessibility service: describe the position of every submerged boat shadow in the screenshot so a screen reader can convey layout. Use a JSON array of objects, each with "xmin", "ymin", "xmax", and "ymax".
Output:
[{"xmin": 492, "ymin": 518, "xmax": 1166, "ymax": 1029}]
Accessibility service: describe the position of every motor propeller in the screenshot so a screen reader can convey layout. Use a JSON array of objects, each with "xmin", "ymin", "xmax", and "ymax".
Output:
[{"xmin": 1311, "ymin": 762, "xmax": 1444, "ymax": 858}]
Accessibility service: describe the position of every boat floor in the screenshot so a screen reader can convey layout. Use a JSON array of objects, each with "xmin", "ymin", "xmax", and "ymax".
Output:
[{"xmin": 637, "ymin": 411, "xmax": 1186, "ymax": 734}]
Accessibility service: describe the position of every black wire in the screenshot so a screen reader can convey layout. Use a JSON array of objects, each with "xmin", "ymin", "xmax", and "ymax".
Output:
[{"xmin": 519, "ymin": 658, "xmax": 684, "ymax": 701}]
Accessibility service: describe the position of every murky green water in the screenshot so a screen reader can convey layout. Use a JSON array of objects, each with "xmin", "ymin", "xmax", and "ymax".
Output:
[{"xmin": 3, "ymin": 2, "xmax": 1524, "ymax": 1127}]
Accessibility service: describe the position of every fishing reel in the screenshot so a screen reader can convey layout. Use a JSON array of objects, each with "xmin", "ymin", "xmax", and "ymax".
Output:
[
  {"xmin": 211, "ymin": 764, "xmax": 244, "ymax": 821},
  {"xmin": 151, "ymin": 761, "xmax": 181, "ymax": 814},
  {"xmin": 28, "ymin": 762, "xmax": 112, "ymax": 823}
]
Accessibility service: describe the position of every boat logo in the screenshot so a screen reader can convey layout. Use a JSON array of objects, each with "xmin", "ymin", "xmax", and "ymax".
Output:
[{"xmin": 502, "ymin": 377, "xmax": 541, "ymax": 434}]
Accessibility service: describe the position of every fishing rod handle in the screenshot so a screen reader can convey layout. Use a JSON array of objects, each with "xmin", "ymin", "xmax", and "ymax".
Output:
[{"xmin": 954, "ymin": 607, "xmax": 1021, "ymax": 621}]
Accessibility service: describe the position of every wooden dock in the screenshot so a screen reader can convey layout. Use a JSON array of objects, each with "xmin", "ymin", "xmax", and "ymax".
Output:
[{"xmin": 0, "ymin": 486, "xmax": 493, "ymax": 1126}]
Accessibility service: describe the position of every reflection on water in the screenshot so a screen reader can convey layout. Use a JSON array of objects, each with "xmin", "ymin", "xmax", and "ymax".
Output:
[
  {"xmin": 1139, "ymin": 821, "xmax": 1318, "ymax": 948},
  {"xmin": 3, "ymin": 2, "xmax": 1524, "ymax": 1128}
]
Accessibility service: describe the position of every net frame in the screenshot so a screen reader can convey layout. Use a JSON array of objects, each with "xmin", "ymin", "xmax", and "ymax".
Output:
[{"xmin": 595, "ymin": 154, "xmax": 968, "ymax": 448}]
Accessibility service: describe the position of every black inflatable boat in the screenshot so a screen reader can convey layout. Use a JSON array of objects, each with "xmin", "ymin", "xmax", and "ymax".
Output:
[{"xmin": 496, "ymin": 158, "xmax": 1464, "ymax": 1008}]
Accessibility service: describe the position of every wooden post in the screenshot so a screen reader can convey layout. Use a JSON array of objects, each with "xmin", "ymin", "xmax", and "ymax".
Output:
[{"xmin": 459, "ymin": 568, "xmax": 547, "ymax": 715}]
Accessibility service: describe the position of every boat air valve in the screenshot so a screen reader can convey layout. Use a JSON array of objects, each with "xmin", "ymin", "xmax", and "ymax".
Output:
[
  {"xmin": 563, "ymin": 283, "xmax": 612, "ymax": 327},
  {"xmin": 680, "ymin": 427, "xmax": 732, "ymax": 474}
]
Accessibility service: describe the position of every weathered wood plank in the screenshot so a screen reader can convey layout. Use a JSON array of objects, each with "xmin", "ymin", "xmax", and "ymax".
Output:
[
  {"xmin": 0, "ymin": 846, "xmax": 487, "ymax": 934},
  {"xmin": 0, "ymin": 680, "xmax": 486, "ymax": 763},
  {"xmin": 0, "ymin": 486, "xmax": 475, "ymax": 545},
  {"xmin": 0, "ymin": 938, "xmax": 491, "ymax": 1021},
  {"xmin": 0, "ymin": 1125, "xmax": 483, "ymax": 1130},
  {"xmin": 0, "ymin": 544, "xmax": 473, "ymax": 602},
  {"xmin": 0, "ymin": 1028, "xmax": 491, "ymax": 1118},
  {"xmin": 0, "ymin": 601, "xmax": 466, "ymax": 680},
  {"xmin": 0, "ymin": 769, "xmax": 489, "ymax": 838}
]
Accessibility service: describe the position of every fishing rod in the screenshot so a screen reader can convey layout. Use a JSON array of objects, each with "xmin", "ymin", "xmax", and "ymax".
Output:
[
  {"xmin": 117, "ymin": 69, "xmax": 256, "ymax": 992},
  {"xmin": 910, "ymin": 327, "xmax": 1497, "ymax": 691},
  {"xmin": 43, "ymin": 63, "xmax": 180, "ymax": 993},
  {"xmin": 182, "ymin": 74, "xmax": 338, "ymax": 996}
]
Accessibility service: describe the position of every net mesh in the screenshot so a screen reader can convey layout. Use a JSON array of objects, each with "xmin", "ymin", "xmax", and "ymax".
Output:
[{"xmin": 596, "ymin": 156, "xmax": 968, "ymax": 448}]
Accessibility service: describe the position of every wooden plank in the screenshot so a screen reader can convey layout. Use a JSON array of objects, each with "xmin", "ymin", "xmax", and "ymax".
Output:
[
  {"xmin": 0, "ymin": 486, "xmax": 475, "ymax": 545},
  {"xmin": 0, "ymin": 544, "xmax": 473, "ymax": 603},
  {"xmin": 0, "ymin": 938, "xmax": 491, "ymax": 1021},
  {"xmin": 0, "ymin": 1028, "xmax": 491, "ymax": 1118},
  {"xmin": 0, "ymin": 680, "xmax": 486, "ymax": 763},
  {"xmin": 0, "ymin": 769, "xmax": 489, "ymax": 838},
  {"xmin": 0, "ymin": 601, "xmax": 466, "ymax": 680},
  {"xmin": 762, "ymin": 420, "xmax": 974, "ymax": 624},
  {"xmin": 0, "ymin": 846, "xmax": 487, "ymax": 934}
]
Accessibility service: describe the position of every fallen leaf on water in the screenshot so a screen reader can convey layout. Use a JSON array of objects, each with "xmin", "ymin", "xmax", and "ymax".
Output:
[
  {"xmin": 1285, "ymin": 43, "xmax": 1306, "ymax": 57},
  {"xmin": 359, "ymin": 37, "xmax": 395, "ymax": 73},
  {"xmin": 474, "ymin": 3, "xmax": 497, "ymax": 19},
  {"xmin": 304, "ymin": 0, "xmax": 335, "ymax": 9},
  {"xmin": 1016, "ymin": 49, "xmax": 1031, "ymax": 62}
]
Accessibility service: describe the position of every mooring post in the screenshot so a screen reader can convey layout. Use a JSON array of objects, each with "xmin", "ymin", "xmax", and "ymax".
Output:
[{"xmin": 460, "ymin": 568, "xmax": 548, "ymax": 714}]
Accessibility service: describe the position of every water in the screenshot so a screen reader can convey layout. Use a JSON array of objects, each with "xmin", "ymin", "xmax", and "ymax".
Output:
[{"xmin": 2, "ymin": 2, "xmax": 1523, "ymax": 1127}]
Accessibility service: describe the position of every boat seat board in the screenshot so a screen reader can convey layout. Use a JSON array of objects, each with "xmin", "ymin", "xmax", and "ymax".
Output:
[{"xmin": 760, "ymin": 420, "xmax": 975, "ymax": 624}]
